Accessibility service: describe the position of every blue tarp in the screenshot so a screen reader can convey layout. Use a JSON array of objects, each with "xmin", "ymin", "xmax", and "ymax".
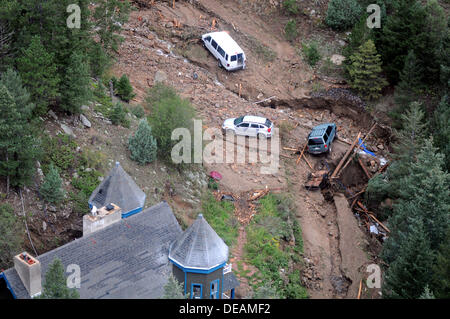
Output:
[{"xmin": 358, "ymin": 138, "xmax": 376, "ymax": 157}]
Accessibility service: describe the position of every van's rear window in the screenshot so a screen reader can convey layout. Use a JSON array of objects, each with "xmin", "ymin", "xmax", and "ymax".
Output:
[
  {"xmin": 265, "ymin": 119, "xmax": 272, "ymax": 127},
  {"xmin": 308, "ymin": 138, "xmax": 323, "ymax": 145},
  {"xmin": 230, "ymin": 55, "xmax": 237, "ymax": 62}
]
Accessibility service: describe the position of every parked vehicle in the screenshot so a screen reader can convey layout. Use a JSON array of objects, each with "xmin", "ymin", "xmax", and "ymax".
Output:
[
  {"xmin": 202, "ymin": 31, "xmax": 246, "ymax": 71},
  {"xmin": 222, "ymin": 115, "xmax": 273, "ymax": 138},
  {"xmin": 307, "ymin": 123, "xmax": 337, "ymax": 154}
]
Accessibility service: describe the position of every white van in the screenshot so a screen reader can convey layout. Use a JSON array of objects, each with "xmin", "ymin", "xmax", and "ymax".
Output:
[{"xmin": 201, "ymin": 31, "xmax": 246, "ymax": 71}]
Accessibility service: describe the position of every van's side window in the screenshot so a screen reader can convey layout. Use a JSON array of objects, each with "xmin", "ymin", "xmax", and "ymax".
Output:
[
  {"xmin": 225, "ymin": 54, "xmax": 228, "ymax": 61},
  {"xmin": 217, "ymin": 46, "xmax": 225, "ymax": 58},
  {"xmin": 205, "ymin": 36, "xmax": 211, "ymax": 42},
  {"xmin": 211, "ymin": 39, "xmax": 218, "ymax": 50},
  {"xmin": 230, "ymin": 55, "xmax": 237, "ymax": 62}
]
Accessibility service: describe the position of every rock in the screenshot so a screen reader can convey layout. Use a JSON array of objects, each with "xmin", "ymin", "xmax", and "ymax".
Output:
[
  {"xmin": 165, "ymin": 21, "xmax": 173, "ymax": 28},
  {"xmin": 338, "ymin": 40, "xmax": 346, "ymax": 47},
  {"xmin": 80, "ymin": 114, "xmax": 91, "ymax": 128},
  {"xmin": 310, "ymin": 9, "xmax": 316, "ymax": 16},
  {"xmin": 42, "ymin": 221, "xmax": 47, "ymax": 232},
  {"xmin": 330, "ymin": 54, "xmax": 346, "ymax": 65},
  {"xmin": 85, "ymin": 167, "xmax": 92, "ymax": 172},
  {"xmin": 60, "ymin": 123, "xmax": 76, "ymax": 138},
  {"xmin": 377, "ymin": 144, "xmax": 384, "ymax": 150},
  {"xmin": 48, "ymin": 110, "xmax": 58, "ymax": 120},
  {"xmin": 154, "ymin": 70, "xmax": 167, "ymax": 84},
  {"xmin": 48, "ymin": 205, "xmax": 57, "ymax": 212},
  {"xmin": 98, "ymin": 176, "xmax": 104, "ymax": 182},
  {"xmin": 81, "ymin": 105, "xmax": 89, "ymax": 111}
]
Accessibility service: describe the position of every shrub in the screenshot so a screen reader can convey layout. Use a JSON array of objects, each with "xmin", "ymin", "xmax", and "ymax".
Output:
[
  {"xmin": 110, "ymin": 102, "xmax": 130, "ymax": 128},
  {"xmin": 284, "ymin": 19, "xmax": 298, "ymax": 41},
  {"xmin": 42, "ymin": 133, "xmax": 78, "ymax": 171},
  {"xmin": 302, "ymin": 41, "xmax": 322, "ymax": 67},
  {"xmin": 71, "ymin": 169, "xmax": 103, "ymax": 197},
  {"xmin": 0, "ymin": 203, "xmax": 24, "ymax": 269},
  {"xmin": 128, "ymin": 119, "xmax": 157, "ymax": 165},
  {"xmin": 147, "ymin": 89, "xmax": 195, "ymax": 163},
  {"xmin": 131, "ymin": 104, "xmax": 145, "ymax": 118},
  {"xmin": 144, "ymin": 83, "xmax": 177, "ymax": 111},
  {"xmin": 283, "ymin": 0, "xmax": 299, "ymax": 15},
  {"xmin": 69, "ymin": 191, "xmax": 89, "ymax": 215},
  {"xmin": 40, "ymin": 163, "xmax": 65, "ymax": 204},
  {"xmin": 115, "ymin": 74, "xmax": 135, "ymax": 102},
  {"xmin": 325, "ymin": 0, "xmax": 363, "ymax": 30}
]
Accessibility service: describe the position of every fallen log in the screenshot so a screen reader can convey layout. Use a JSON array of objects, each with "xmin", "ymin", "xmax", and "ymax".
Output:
[
  {"xmin": 358, "ymin": 157, "xmax": 372, "ymax": 179},
  {"xmin": 296, "ymin": 144, "xmax": 307, "ymax": 164},
  {"xmin": 254, "ymin": 96, "xmax": 277, "ymax": 104},
  {"xmin": 331, "ymin": 132, "xmax": 362, "ymax": 179},
  {"xmin": 357, "ymin": 279, "xmax": 363, "ymax": 299}
]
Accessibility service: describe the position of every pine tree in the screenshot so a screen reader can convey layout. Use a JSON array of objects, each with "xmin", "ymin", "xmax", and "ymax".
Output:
[
  {"xmin": 0, "ymin": 85, "xmax": 40, "ymax": 190},
  {"xmin": 162, "ymin": 274, "xmax": 186, "ymax": 299},
  {"xmin": 128, "ymin": 119, "xmax": 157, "ymax": 165},
  {"xmin": 116, "ymin": 74, "xmax": 135, "ymax": 102},
  {"xmin": 433, "ymin": 95, "xmax": 450, "ymax": 172},
  {"xmin": 377, "ymin": 0, "xmax": 427, "ymax": 84},
  {"xmin": 392, "ymin": 51, "xmax": 423, "ymax": 126},
  {"xmin": 0, "ymin": 203, "xmax": 24, "ymax": 269},
  {"xmin": 348, "ymin": 39, "xmax": 387, "ymax": 100},
  {"xmin": 382, "ymin": 217, "xmax": 434, "ymax": 299},
  {"xmin": 110, "ymin": 102, "xmax": 129, "ymax": 127},
  {"xmin": 439, "ymin": 20, "xmax": 450, "ymax": 91},
  {"xmin": 17, "ymin": 35, "xmax": 59, "ymax": 115},
  {"xmin": 38, "ymin": 258, "xmax": 79, "ymax": 299},
  {"xmin": 325, "ymin": 0, "xmax": 362, "ymax": 31},
  {"xmin": 40, "ymin": 163, "xmax": 65, "ymax": 204},
  {"xmin": 61, "ymin": 51, "xmax": 91, "ymax": 114},
  {"xmin": 0, "ymin": 68, "xmax": 34, "ymax": 118},
  {"xmin": 431, "ymin": 227, "xmax": 450, "ymax": 298}
]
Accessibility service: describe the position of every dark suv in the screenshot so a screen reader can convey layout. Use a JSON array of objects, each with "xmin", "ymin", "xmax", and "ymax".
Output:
[{"xmin": 307, "ymin": 123, "xmax": 337, "ymax": 154}]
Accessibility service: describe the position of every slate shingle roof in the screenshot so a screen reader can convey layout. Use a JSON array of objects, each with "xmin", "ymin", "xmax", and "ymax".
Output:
[
  {"xmin": 88, "ymin": 162, "xmax": 146, "ymax": 215},
  {"xmin": 168, "ymin": 214, "xmax": 228, "ymax": 270},
  {"xmin": 2, "ymin": 201, "xmax": 182, "ymax": 299}
]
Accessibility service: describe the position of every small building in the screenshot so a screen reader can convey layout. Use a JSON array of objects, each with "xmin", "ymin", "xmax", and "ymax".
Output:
[
  {"xmin": 89, "ymin": 162, "xmax": 146, "ymax": 218},
  {"xmin": 169, "ymin": 214, "xmax": 239, "ymax": 299}
]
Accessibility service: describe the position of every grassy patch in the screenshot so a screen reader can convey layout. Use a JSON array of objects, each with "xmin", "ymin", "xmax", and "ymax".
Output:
[
  {"xmin": 41, "ymin": 133, "xmax": 79, "ymax": 173},
  {"xmin": 244, "ymin": 193, "xmax": 307, "ymax": 299},
  {"xmin": 200, "ymin": 192, "xmax": 239, "ymax": 247}
]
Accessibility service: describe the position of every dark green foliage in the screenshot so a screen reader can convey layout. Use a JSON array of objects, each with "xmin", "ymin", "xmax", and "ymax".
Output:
[
  {"xmin": 69, "ymin": 191, "xmax": 89, "ymax": 215},
  {"xmin": 0, "ymin": 203, "xmax": 23, "ymax": 269},
  {"xmin": 282, "ymin": 0, "xmax": 299, "ymax": 15},
  {"xmin": 42, "ymin": 134, "xmax": 78, "ymax": 171},
  {"xmin": 343, "ymin": 14, "xmax": 373, "ymax": 61},
  {"xmin": 284, "ymin": 20, "xmax": 298, "ymax": 42},
  {"xmin": 0, "ymin": 68, "xmax": 34, "ymax": 118},
  {"xmin": 40, "ymin": 163, "xmax": 65, "ymax": 204},
  {"xmin": 71, "ymin": 169, "xmax": 103, "ymax": 197},
  {"xmin": 301, "ymin": 41, "xmax": 321, "ymax": 67},
  {"xmin": 110, "ymin": 102, "xmax": 130, "ymax": 128},
  {"xmin": 382, "ymin": 217, "xmax": 434, "ymax": 299},
  {"xmin": 144, "ymin": 83, "xmax": 177, "ymax": 110},
  {"xmin": 128, "ymin": 119, "xmax": 157, "ymax": 165},
  {"xmin": 325, "ymin": 0, "xmax": 362, "ymax": 31},
  {"xmin": 439, "ymin": 20, "xmax": 450, "ymax": 91},
  {"xmin": 391, "ymin": 51, "xmax": 424, "ymax": 127},
  {"xmin": 116, "ymin": 74, "xmax": 135, "ymax": 102},
  {"xmin": 251, "ymin": 282, "xmax": 279, "ymax": 299},
  {"xmin": 431, "ymin": 228, "xmax": 450, "ymax": 298},
  {"xmin": 162, "ymin": 274, "xmax": 186, "ymax": 299},
  {"xmin": 61, "ymin": 51, "xmax": 91, "ymax": 114},
  {"xmin": 0, "ymin": 85, "xmax": 40, "ymax": 188},
  {"xmin": 433, "ymin": 95, "xmax": 450, "ymax": 172},
  {"xmin": 17, "ymin": 36, "xmax": 60, "ymax": 115},
  {"xmin": 38, "ymin": 258, "xmax": 79, "ymax": 299},
  {"xmin": 207, "ymin": 178, "xmax": 218, "ymax": 190},
  {"xmin": 377, "ymin": 0, "xmax": 427, "ymax": 84},
  {"xmin": 348, "ymin": 40, "xmax": 387, "ymax": 100},
  {"xmin": 146, "ymin": 87, "xmax": 195, "ymax": 163}
]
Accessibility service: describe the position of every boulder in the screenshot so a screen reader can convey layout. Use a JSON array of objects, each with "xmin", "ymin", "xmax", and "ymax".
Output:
[
  {"xmin": 60, "ymin": 123, "xmax": 76, "ymax": 138},
  {"xmin": 80, "ymin": 114, "xmax": 91, "ymax": 128},
  {"xmin": 48, "ymin": 110, "xmax": 58, "ymax": 120},
  {"xmin": 330, "ymin": 54, "xmax": 346, "ymax": 65},
  {"xmin": 154, "ymin": 70, "xmax": 167, "ymax": 84}
]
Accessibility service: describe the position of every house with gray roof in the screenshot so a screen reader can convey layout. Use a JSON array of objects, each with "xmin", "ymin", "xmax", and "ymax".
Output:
[
  {"xmin": 88, "ymin": 162, "xmax": 146, "ymax": 218},
  {"xmin": 1, "ymin": 203, "xmax": 239, "ymax": 299}
]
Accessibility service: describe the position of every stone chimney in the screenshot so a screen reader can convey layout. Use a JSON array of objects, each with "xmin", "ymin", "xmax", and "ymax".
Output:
[
  {"xmin": 83, "ymin": 203, "xmax": 122, "ymax": 236},
  {"xmin": 13, "ymin": 252, "xmax": 41, "ymax": 298}
]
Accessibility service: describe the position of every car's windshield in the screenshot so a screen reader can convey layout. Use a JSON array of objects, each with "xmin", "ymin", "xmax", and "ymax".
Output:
[
  {"xmin": 234, "ymin": 116, "xmax": 244, "ymax": 125},
  {"xmin": 308, "ymin": 138, "xmax": 323, "ymax": 145}
]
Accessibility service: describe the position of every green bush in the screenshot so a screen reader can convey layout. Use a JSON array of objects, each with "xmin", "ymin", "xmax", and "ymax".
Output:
[
  {"xmin": 144, "ymin": 83, "xmax": 177, "ymax": 111},
  {"xmin": 115, "ymin": 74, "xmax": 135, "ymax": 102},
  {"xmin": 284, "ymin": 19, "xmax": 298, "ymax": 41},
  {"xmin": 283, "ymin": 0, "xmax": 299, "ymax": 15},
  {"xmin": 110, "ymin": 102, "xmax": 130, "ymax": 128},
  {"xmin": 40, "ymin": 163, "xmax": 65, "ymax": 204},
  {"xmin": 131, "ymin": 104, "xmax": 145, "ymax": 118},
  {"xmin": 42, "ymin": 133, "xmax": 78, "ymax": 171},
  {"xmin": 69, "ymin": 191, "xmax": 89, "ymax": 215},
  {"xmin": 128, "ymin": 119, "xmax": 157, "ymax": 165},
  {"xmin": 146, "ymin": 87, "xmax": 195, "ymax": 163},
  {"xmin": 71, "ymin": 169, "xmax": 103, "ymax": 197},
  {"xmin": 325, "ymin": 0, "xmax": 363, "ymax": 30},
  {"xmin": 302, "ymin": 41, "xmax": 322, "ymax": 67}
]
